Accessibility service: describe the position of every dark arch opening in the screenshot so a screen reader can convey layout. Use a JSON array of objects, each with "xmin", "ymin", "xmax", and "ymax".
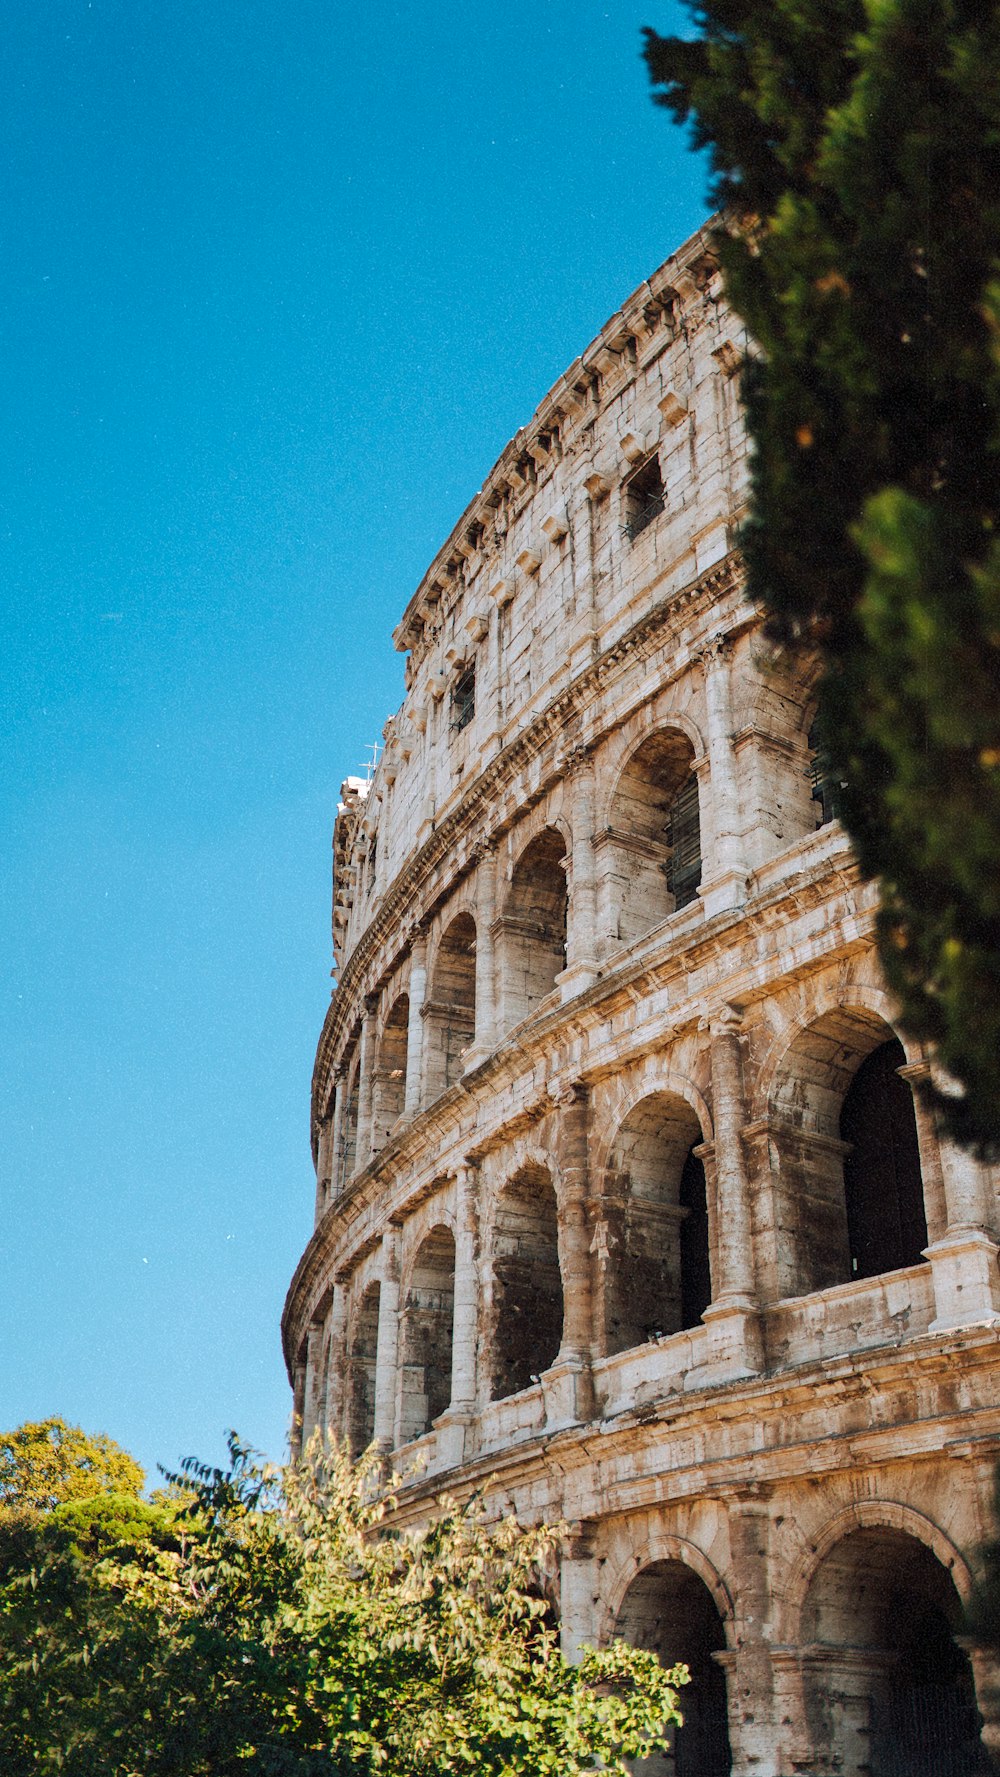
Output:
[
  {"xmin": 491, "ymin": 1163, "xmax": 562, "ymax": 1399},
  {"xmin": 601, "ymin": 1094, "xmax": 711, "ymax": 1356},
  {"xmin": 840, "ymin": 1037, "xmax": 927, "ymax": 1279},
  {"xmin": 606, "ymin": 732, "xmax": 702, "ymax": 945},
  {"xmin": 426, "ymin": 913, "xmax": 477, "ymax": 1096},
  {"xmin": 399, "ymin": 1226, "xmax": 456, "ymax": 1443},
  {"xmin": 802, "ymin": 1527, "xmax": 987, "ymax": 1776},
  {"xmin": 341, "ymin": 1053, "xmax": 360, "ymax": 1180},
  {"xmin": 501, "ymin": 828, "xmax": 567, "ymax": 1028},
  {"xmin": 371, "ymin": 995, "xmax": 409, "ymax": 1150},
  {"xmin": 616, "ymin": 1559, "xmax": 732, "ymax": 1777}
]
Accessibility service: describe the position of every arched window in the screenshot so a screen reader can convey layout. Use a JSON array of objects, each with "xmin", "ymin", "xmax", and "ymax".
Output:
[
  {"xmin": 424, "ymin": 914, "xmax": 477, "ymax": 1098},
  {"xmin": 370, "ymin": 995, "xmax": 409, "ymax": 1150},
  {"xmin": 490, "ymin": 1163, "xmax": 562, "ymax": 1399},
  {"xmin": 341, "ymin": 1053, "xmax": 361, "ymax": 1181},
  {"xmin": 601, "ymin": 1093, "xmax": 711, "ymax": 1356},
  {"xmin": 801, "ymin": 1528, "xmax": 986, "ymax": 1775},
  {"xmin": 398, "ymin": 1226, "xmax": 456, "ymax": 1444},
  {"xmin": 840, "ymin": 1037, "xmax": 927, "ymax": 1278},
  {"xmin": 808, "ymin": 716, "xmax": 843, "ymax": 827},
  {"xmin": 616, "ymin": 1560, "xmax": 732, "ymax": 1777},
  {"xmin": 347, "ymin": 1283, "xmax": 380, "ymax": 1457},
  {"xmin": 498, "ymin": 829, "xmax": 567, "ymax": 1030},
  {"xmin": 602, "ymin": 732, "xmax": 701, "ymax": 948}
]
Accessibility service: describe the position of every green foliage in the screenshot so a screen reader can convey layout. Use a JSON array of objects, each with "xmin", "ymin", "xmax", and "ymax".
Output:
[
  {"xmin": 0, "ymin": 1434, "xmax": 684, "ymax": 1775},
  {"xmin": 0, "ymin": 1418, "xmax": 145, "ymax": 1512},
  {"xmin": 645, "ymin": 0, "xmax": 1000, "ymax": 1150}
]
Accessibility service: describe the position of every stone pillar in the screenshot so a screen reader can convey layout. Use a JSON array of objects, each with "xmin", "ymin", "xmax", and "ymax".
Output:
[
  {"xmin": 914, "ymin": 1062, "xmax": 1000, "ymax": 1330},
  {"xmin": 559, "ymin": 1523, "xmax": 598, "ymax": 1664},
  {"xmin": 403, "ymin": 934, "xmax": 427, "ymax": 1116},
  {"xmin": 698, "ymin": 636, "xmax": 748, "ymax": 917},
  {"xmin": 314, "ymin": 1105, "xmax": 333, "ymax": 1225},
  {"xmin": 301, "ymin": 1320, "xmax": 324, "ymax": 1451},
  {"xmin": 724, "ymin": 1490, "xmax": 779, "ymax": 1776},
  {"xmin": 437, "ymin": 1163, "xmax": 480, "ymax": 1470},
  {"xmin": 373, "ymin": 1225, "xmax": 401, "ymax": 1450},
  {"xmin": 323, "ymin": 1280, "xmax": 348, "ymax": 1444},
  {"xmin": 354, "ymin": 995, "xmax": 378, "ymax": 1165},
  {"xmin": 328, "ymin": 1068, "xmax": 345, "ymax": 1202},
  {"xmin": 465, "ymin": 846, "xmax": 497, "ymax": 1069},
  {"xmin": 560, "ymin": 749, "xmax": 599, "ymax": 1000},
  {"xmin": 544, "ymin": 1082, "xmax": 594, "ymax": 1428},
  {"xmin": 290, "ymin": 1362, "xmax": 306, "ymax": 1462},
  {"xmin": 898, "ymin": 1060, "xmax": 949, "ymax": 1244},
  {"xmin": 702, "ymin": 1006, "xmax": 763, "ymax": 1377}
]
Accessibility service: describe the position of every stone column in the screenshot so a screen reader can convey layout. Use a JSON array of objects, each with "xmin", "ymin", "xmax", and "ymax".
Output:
[
  {"xmin": 928, "ymin": 1128, "xmax": 1000, "ymax": 1330},
  {"xmin": 437, "ymin": 1163, "xmax": 480, "ymax": 1470},
  {"xmin": 290, "ymin": 1362, "xmax": 306, "ymax": 1462},
  {"xmin": 373, "ymin": 1224, "xmax": 401, "ymax": 1450},
  {"xmin": 464, "ymin": 845, "xmax": 497, "ymax": 1069},
  {"xmin": 403, "ymin": 934, "xmax": 427, "ymax": 1116},
  {"xmin": 559, "ymin": 1523, "xmax": 598, "ymax": 1664},
  {"xmin": 897, "ymin": 1060, "xmax": 948, "ymax": 1244},
  {"xmin": 354, "ymin": 995, "xmax": 378, "ymax": 1165},
  {"xmin": 327, "ymin": 1068, "xmax": 345, "ymax": 1202},
  {"xmin": 699, "ymin": 636, "xmax": 748, "ymax": 917},
  {"xmin": 560, "ymin": 748, "xmax": 599, "ymax": 1000},
  {"xmin": 314, "ymin": 1105, "xmax": 333, "ymax": 1225},
  {"xmin": 545, "ymin": 1082, "xmax": 594, "ymax": 1428},
  {"xmin": 300, "ymin": 1320, "xmax": 324, "ymax": 1451},
  {"xmin": 724, "ymin": 1490, "xmax": 779, "ymax": 1776},
  {"xmin": 702, "ymin": 1006, "xmax": 763, "ymax": 1377}
]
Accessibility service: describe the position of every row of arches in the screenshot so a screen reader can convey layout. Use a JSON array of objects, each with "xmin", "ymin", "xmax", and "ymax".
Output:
[
  {"xmin": 329, "ymin": 711, "xmax": 839, "ymax": 1194},
  {"xmin": 338, "ymin": 1009, "xmax": 936, "ymax": 1456},
  {"xmin": 613, "ymin": 1523, "xmax": 987, "ymax": 1776}
]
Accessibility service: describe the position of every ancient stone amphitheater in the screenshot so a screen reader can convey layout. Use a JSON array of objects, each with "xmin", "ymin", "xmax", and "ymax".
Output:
[{"xmin": 283, "ymin": 223, "xmax": 1000, "ymax": 1775}]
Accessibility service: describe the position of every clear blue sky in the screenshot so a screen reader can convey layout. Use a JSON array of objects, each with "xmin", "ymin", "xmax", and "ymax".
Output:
[{"xmin": 1, "ymin": 0, "xmax": 708, "ymax": 1487}]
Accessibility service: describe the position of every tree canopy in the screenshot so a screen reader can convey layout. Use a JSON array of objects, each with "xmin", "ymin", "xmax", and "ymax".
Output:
[
  {"xmin": 645, "ymin": 0, "xmax": 1000, "ymax": 1150},
  {"xmin": 0, "ymin": 1434, "xmax": 683, "ymax": 1775},
  {"xmin": 0, "ymin": 1417, "xmax": 144, "ymax": 1513}
]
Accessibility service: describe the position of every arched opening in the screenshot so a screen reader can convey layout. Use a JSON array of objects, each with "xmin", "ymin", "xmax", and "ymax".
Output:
[
  {"xmin": 767, "ymin": 1008, "xmax": 927, "ymax": 1298},
  {"xmin": 398, "ymin": 1226, "xmax": 456, "ymax": 1443},
  {"xmin": 370, "ymin": 995, "xmax": 409, "ymax": 1150},
  {"xmin": 808, "ymin": 715, "xmax": 844, "ymax": 828},
  {"xmin": 340, "ymin": 1053, "xmax": 361, "ymax": 1181},
  {"xmin": 616, "ymin": 1559, "xmax": 732, "ymax": 1777},
  {"xmin": 490, "ymin": 1163, "xmax": 562, "ymax": 1400},
  {"xmin": 800, "ymin": 1527, "xmax": 986, "ymax": 1775},
  {"xmin": 347, "ymin": 1283, "xmax": 380, "ymax": 1457},
  {"xmin": 600, "ymin": 1094, "xmax": 711, "ymax": 1356},
  {"xmin": 841, "ymin": 1037, "xmax": 927, "ymax": 1279},
  {"xmin": 602, "ymin": 732, "xmax": 701, "ymax": 947},
  {"xmin": 424, "ymin": 913, "xmax": 477, "ymax": 1098},
  {"xmin": 499, "ymin": 828, "xmax": 568, "ymax": 1030}
]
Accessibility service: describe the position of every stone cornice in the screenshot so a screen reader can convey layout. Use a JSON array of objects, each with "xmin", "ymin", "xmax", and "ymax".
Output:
[
  {"xmin": 391, "ymin": 221, "xmax": 723, "ymax": 654},
  {"xmin": 313, "ymin": 549, "xmax": 746, "ymax": 1121}
]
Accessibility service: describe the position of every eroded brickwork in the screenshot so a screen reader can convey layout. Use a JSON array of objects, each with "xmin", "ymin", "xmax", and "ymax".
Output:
[{"xmin": 284, "ymin": 225, "xmax": 1000, "ymax": 1775}]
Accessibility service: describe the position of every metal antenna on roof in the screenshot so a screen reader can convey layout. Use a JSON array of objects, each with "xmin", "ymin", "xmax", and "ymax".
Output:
[{"xmin": 360, "ymin": 741, "xmax": 380, "ymax": 786}]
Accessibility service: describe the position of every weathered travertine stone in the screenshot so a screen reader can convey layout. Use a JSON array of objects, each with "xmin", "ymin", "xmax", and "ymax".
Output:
[{"xmin": 283, "ymin": 224, "xmax": 1000, "ymax": 1776}]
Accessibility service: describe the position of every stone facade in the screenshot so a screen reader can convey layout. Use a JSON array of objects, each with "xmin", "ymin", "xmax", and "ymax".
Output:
[{"xmin": 283, "ymin": 223, "xmax": 1000, "ymax": 1775}]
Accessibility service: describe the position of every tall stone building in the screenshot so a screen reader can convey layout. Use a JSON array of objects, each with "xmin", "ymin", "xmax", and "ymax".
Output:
[{"xmin": 283, "ymin": 223, "xmax": 1000, "ymax": 1775}]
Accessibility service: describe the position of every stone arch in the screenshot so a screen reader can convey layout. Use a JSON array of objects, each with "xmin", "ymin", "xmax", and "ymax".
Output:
[
  {"xmin": 370, "ymin": 993, "xmax": 409, "ymax": 1149},
  {"xmin": 593, "ymin": 1071, "xmax": 714, "ymax": 1182},
  {"xmin": 600, "ymin": 727, "xmax": 702, "ymax": 942},
  {"xmin": 756, "ymin": 997, "xmax": 928, "ymax": 1295},
  {"xmin": 598, "ymin": 1090, "xmax": 711, "ymax": 1354},
  {"xmin": 424, "ymin": 912, "xmax": 477, "ymax": 1096},
  {"xmin": 489, "ymin": 1159, "xmax": 563, "ymax": 1400},
  {"xmin": 398, "ymin": 1223, "xmax": 456, "ymax": 1444},
  {"xmin": 790, "ymin": 1507, "xmax": 984, "ymax": 1776},
  {"xmin": 498, "ymin": 826, "xmax": 568, "ymax": 1031},
  {"xmin": 752, "ymin": 983, "xmax": 917, "ymax": 1122},
  {"xmin": 347, "ymin": 1281, "xmax": 380, "ymax": 1457},
  {"xmin": 784, "ymin": 1501, "xmax": 975, "ymax": 1634},
  {"xmin": 612, "ymin": 1551, "xmax": 734, "ymax": 1776},
  {"xmin": 601, "ymin": 1530, "xmax": 734, "ymax": 1643}
]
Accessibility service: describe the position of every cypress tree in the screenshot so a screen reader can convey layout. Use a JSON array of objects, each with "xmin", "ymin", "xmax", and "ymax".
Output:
[{"xmin": 645, "ymin": 0, "xmax": 1000, "ymax": 1150}]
